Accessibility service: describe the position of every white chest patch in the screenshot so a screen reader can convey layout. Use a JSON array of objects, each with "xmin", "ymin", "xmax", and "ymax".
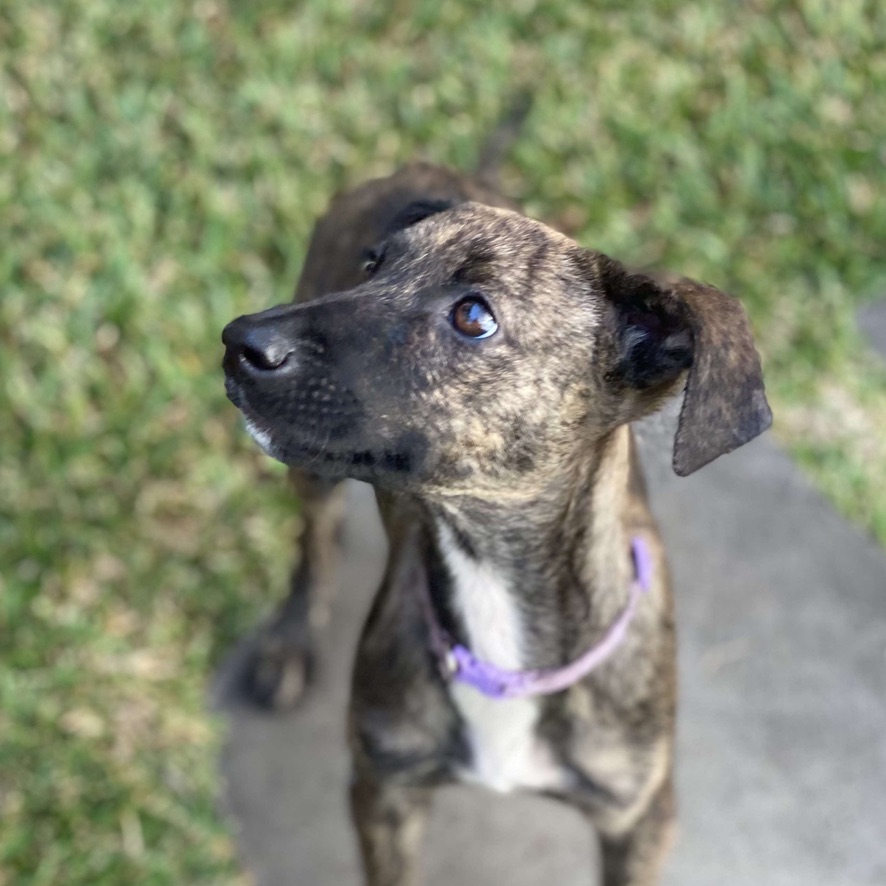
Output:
[{"xmin": 438, "ymin": 527, "xmax": 564, "ymax": 794}]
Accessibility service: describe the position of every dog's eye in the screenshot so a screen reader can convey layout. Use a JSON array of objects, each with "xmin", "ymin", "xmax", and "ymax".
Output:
[
  {"xmin": 451, "ymin": 296, "xmax": 497, "ymax": 339},
  {"xmin": 362, "ymin": 246, "xmax": 384, "ymax": 275}
]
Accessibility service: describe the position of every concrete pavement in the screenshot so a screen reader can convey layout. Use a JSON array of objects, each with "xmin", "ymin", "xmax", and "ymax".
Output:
[
  {"xmin": 215, "ymin": 415, "xmax": 886, "ymax": 885},
  {"xmin": 859, "ymin": 300, "xmax": 886, "ymax": 359}
]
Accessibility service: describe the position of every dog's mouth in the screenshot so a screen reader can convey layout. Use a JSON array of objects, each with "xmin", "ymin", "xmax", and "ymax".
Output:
[
  {"xmin": 224, "ymin": 374, "xmax": 247, "ymax": 410},
  {"xmin": 244, "ymin": 424, "xmax": 418, "ymax": 478},
  {"xmin": 224, "ymin": 378, "xmax": 282, "ymax": 459},
  {"xmin": 242, "ymin": 417, "xmax": 278, "ymax": 457},
  {"xmin": 224, "ymin": 374, "xmax": 421, "ymax": 479}
]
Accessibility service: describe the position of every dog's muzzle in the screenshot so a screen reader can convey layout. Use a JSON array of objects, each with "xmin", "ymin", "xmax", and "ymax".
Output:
[{"xmin": 220, "ymin": 300, "xmax": 423, "ymax": 480}]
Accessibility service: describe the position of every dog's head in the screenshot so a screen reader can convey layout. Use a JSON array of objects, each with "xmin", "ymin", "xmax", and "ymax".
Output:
[{"xmin": 223, "ymin": 195, "xmax": 770, "ymax": 495}]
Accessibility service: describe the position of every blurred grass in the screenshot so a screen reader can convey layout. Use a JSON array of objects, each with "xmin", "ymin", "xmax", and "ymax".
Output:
[{"xmin": 1, "ymin": 0, "xmax": 884, "ymax": 882}]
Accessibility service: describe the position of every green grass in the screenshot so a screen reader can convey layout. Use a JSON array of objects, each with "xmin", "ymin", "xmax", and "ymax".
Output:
[{"xmin": 2, "ymin": 0, "xmax": 884, "ymax": 882}]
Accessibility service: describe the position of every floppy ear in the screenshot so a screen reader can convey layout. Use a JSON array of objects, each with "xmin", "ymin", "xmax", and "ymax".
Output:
[{"xmin": 600, "ymin": 256, "xmax": 773, "ymax": 476}]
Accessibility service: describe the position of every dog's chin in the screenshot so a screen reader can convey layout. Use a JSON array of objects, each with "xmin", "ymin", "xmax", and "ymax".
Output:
[
  {"xmin": 226, "ymin": 378, "xmax": 428, "ymax": 482},
  {"xmin": 244, "ymin": 419, "xmax": 282, "ymax": 460},
  {"xmin": 243, "ymin": 425, "xmax": 425, "ymax": 487},
  {"xmin": 236, "ymin": 417, "xmax": 351, "ymax": 474}
]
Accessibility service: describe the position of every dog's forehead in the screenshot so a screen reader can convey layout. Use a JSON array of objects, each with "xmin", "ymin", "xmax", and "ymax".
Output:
[{"xmin": 403, "ymin": 202, "xmax": 573, "ymax": 262}]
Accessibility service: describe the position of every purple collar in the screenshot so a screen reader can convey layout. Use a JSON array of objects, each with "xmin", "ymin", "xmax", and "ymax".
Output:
[{"xmin": 421, "ymin": 537, "xmax": 653, "ymax": 700}]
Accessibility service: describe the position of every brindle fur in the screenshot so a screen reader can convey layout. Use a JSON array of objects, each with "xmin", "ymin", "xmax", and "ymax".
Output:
[{"xmin": 222, "ymin": 162, "xmax": 771, "ymax": 885}]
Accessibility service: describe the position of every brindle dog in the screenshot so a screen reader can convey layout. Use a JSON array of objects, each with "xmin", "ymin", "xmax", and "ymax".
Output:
[{"xmin": 222, "ymin": 163, "xmax": 771, "ymax": 886}]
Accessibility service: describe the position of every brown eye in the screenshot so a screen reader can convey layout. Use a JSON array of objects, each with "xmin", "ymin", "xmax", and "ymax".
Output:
[{"xmin": 451, "ymin": 296, "xmax": 497, "ymax": 339}]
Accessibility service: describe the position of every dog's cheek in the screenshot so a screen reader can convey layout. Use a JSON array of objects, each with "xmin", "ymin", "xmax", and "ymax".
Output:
[{"xmin": 503, "ymin": 415, "xmax": 557, "ymax": 475}]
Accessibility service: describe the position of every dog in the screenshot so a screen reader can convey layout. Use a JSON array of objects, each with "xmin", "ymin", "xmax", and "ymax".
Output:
[{"xmin": 222, "ymin": 160, "xmax": 771, "ymax": 885}]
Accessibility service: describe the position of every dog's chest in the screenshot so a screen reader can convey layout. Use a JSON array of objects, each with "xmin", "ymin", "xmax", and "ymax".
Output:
[{"xmin": 440, "ymin": 532, "xmax": 565, "ymax": 794}]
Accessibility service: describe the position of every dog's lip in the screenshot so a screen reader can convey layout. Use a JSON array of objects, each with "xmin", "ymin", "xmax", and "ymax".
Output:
[
  {"xmin": 273, "ymin": 437, "xmax": 413, "ymax": 475},
  {"xmin": 224, "ymin": 378, "xmax": 269, "ymax": 436},
  {"xmin": 223, "ymin": 381, "xmax": 343, "ymax": 462},
  {"xmin": 223, "ymin": 378, "xmax": 409, "ymax": 473},
  {"xmin": 244, "ymin": 418, "xmax": 277, "ymax": 457},
  {"xmin": 224, "ymin": 375, "xmax": 244, "ymax": 408}
]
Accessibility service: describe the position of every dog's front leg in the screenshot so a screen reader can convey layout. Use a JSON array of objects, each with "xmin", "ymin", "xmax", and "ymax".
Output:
[
  {"xmin": 248, "ymin": 470, "xmax": 347, "ymax": 710},
  {"xmin": 350, "ymin": 774, "xmax": 432, "ymax": 886},
  {"xmin": 596, "ymin": 778, "xmax": 676, "ymax": 886}
]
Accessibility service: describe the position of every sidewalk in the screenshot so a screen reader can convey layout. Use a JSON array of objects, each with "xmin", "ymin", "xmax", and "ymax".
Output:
[{"xmin": 215, "ymin": 425, "xmax": 886, "ymax": 885}]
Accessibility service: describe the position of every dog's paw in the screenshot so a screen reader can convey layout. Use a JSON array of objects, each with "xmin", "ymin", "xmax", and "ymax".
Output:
[{"xmin": 245, "ymin": 631, "xmax": 313, "ymax": 712}]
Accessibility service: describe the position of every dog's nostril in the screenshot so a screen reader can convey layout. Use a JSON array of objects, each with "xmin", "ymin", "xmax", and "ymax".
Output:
[
  {"xmin": 242, "ymin": 342, "xmax": 291, "ymax": 371},
  {"xmin": 223, "ymin": 316, "xmax": 297, "ymax": 373}
]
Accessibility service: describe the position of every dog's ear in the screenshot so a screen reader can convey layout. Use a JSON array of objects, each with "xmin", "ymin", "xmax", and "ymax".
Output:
[
  {"xmin": 600, "ymin": 255, "xmax": 772, "ymax": 476},
  {"xmin": 384, "ymin": 198, "xmax": 457, "ymax": 237}
]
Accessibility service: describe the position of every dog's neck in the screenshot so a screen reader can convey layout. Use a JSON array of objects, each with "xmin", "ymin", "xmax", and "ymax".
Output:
[{"xmin": 423, "ymin": 426, "xmax": 635, "ymax": 671}]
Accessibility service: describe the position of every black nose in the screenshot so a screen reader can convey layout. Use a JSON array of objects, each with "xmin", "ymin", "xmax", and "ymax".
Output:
[{"xmin": 223, "ymin": 315, "xmax": 296, "ymax": 373}]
